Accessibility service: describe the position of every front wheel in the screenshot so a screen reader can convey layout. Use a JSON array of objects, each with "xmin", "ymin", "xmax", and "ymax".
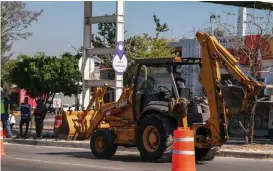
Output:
[
  {"xmin": 90, "ymin": 129, "xmax": 117, "ymax": 159},
  {"xmin": 136, "ymin": 114, "xmax": 175, "ymax": 162}
]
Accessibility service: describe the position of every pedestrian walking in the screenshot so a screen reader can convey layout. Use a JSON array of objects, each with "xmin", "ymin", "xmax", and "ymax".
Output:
[
  {"xmin": 19, "ymin": 97, "xmax": 32, "ymax": 138},
  {"xmin": 1, "ymin": 88, "xmax": 15, "ymax": 138},
  {"xmin": 33, "ymin": 99, "xmax": 45, "ymax": 139}
]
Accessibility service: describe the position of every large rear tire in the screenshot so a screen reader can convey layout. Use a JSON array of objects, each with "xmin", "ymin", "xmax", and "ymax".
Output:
[
  {"xmin": 90, "ymin": 129, "xmax": 117, "ymax": 159},
  {"xmin": 136, "ymin": 114, "xmax": 176, "ymax": 162}
]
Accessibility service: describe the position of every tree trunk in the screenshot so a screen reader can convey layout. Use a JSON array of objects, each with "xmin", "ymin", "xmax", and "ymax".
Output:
[
  {"xmin": 248, "ymin": 103, "xmax": 257, "ymax": 144},
  {"xmin": 239, "ymin": 120, "xmax": 249, "ymax": 144},
  {"xmin": 239, "ymin": 101, "xmax": 257, "ymax": 145}
]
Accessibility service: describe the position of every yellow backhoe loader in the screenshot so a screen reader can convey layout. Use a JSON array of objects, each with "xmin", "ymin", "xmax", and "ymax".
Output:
[{"xmin": 56, "ymin": 32, "xmax": 264, "ymax": 162}]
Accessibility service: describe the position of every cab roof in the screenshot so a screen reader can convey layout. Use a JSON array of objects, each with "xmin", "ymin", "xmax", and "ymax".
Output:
[{"xmin": 134, "ymin": 57, "xmax": 202, "ymax": 66}]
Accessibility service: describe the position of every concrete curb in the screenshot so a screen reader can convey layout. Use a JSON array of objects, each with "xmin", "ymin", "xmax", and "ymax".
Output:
[
  {"xmin": 3, "ymin": 138, "xmax": 137, "ymax": 152},
  {"xmin": 4, "ymin": 139, "xmax": 273, "ymax": 159},
  {"xmin": 216, "ymin": 150, "xmax": 273, "ymax": 159},
  {"xmin": 4, "ymin": 138, "xmax": 90, "ymax": 149}
]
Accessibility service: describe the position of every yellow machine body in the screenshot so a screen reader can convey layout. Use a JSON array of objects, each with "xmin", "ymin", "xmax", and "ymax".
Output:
[{"xmin": 56, "ymin": 32, "xmax": 264, "ymax": 162}]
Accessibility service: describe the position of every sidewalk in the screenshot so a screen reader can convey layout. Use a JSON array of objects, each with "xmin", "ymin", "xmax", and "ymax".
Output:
[
  {"xmin": 12, "ymin": 128, "xmax": 54, "ymax": 138},
  {"xmin": 227, "ymin": 137, "xmax": 273, "ymax": 145},
  {"xmin": 4, "ymin": 137, "xmax": 273, "ymax": 160},
  {"xmin": 219, "ymin": 143, "xmax": 273, "ymax": 159}
]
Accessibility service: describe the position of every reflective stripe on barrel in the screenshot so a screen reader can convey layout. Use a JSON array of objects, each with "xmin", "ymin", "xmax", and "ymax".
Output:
[
  {"xmin": 174, "ymin": 137, "xmax": 195, "ymax": 142},
  {"xmin": 171, "ymin": 128, "xmax": 196, "ymax": 171},
  {"xmin": 173, "ymin": 150, "xmax": 195, "ymax": 155},
  {"xmin": 173, "ymin": 137, "xmax": 195, "ymax": 155}
]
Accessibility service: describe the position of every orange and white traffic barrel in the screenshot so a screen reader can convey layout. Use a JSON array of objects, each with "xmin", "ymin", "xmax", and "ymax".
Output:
[
  {"xmin": 172, "ymin": 127, "xmax": 196, "ymax": 171},
  {"xmin": 53, "ymin": 114, "xmax": 62, "ymax": 133},
  {"xmin": 0, "ymin": 121, "xmax": 6, "ymax": 156}
]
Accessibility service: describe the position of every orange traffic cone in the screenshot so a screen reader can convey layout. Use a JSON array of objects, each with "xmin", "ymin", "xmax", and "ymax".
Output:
[
  {"xmin": 0, "ymin": 121, "xmax": 6, "ymax": 156},
  {"xmin": 53, "ymin": 114, "xmax": 62, "ymax": 132},
  {"xmin": 172, "ymin": 127, "xmax": 196, "ymax": 171}
]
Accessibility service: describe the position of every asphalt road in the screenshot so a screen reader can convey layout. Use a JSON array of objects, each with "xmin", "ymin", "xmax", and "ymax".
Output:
[{"xmin": 2, "ymin": 143, "xmax": 273, "ymax": 171}]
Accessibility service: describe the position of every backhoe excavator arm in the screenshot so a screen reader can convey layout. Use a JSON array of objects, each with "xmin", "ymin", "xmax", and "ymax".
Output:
[{"xmin": 195, "ymin": 32, "xmax": 264, "ymax": 146}]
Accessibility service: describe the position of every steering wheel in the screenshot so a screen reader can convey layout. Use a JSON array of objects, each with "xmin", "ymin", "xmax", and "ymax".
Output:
[{"xmin": 158, "ymin": 85, "xmax": 172, "ymax": 95}]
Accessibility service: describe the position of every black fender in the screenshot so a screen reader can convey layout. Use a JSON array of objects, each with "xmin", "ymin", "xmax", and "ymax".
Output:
[{"xmin": 137, "ymin": 101, "xmax": 178, "ymax": 126}]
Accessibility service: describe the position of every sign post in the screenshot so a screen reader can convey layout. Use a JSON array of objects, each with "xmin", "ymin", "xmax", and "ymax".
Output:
[
  {"xmin": 113, "ymin": 39, "xmax": 127, "ymax": 101},
  {"xmin": 114, "ymin": 1, "xmax": 125, "ymax": 101}
]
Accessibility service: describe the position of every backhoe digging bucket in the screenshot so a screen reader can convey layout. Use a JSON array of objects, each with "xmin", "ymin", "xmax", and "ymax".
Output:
[
  {"xmin": 55, "ymin": 83, "xmax": 134, "ymax": 141},
  {"xmin": 220, "ymin": 85, "xmax": 245, "ymax": 115},
  {"xmin": 55, "ymin": 110, "xmax": 98, "ymax": 141},
  {"xmin": 55, "ymin": 84, "xmax": 109, "ymax": 141}
]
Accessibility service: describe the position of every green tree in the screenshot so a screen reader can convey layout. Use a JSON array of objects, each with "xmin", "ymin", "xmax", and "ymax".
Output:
[
  {"xmin": 5, "ymin": 52, "xmax": 82, "ymax": 112},
  {"xmin": 1, "ymin": 1, "xmax": 43, "ymax": 94},
  {"xmin": 153, "ymin": 13, "xmax": 169, "ymax": 38},
  {"xmin": 124, "ymin": 33, "xmax": 177, "ymax": 84},
  {"xmin": 90, "ymin": 13, "xmax": 117, "ymax": 67},
  {"xmin": 91, "ymin": 13, "xmax": 176, "ymax": 85}
]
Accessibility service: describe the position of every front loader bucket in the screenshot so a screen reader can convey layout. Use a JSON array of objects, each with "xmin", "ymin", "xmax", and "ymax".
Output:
[
  {"xmin": 55, "ymin": 110, "xmax": 97, "ymax": 141},
  {"xmin": 220, "ymin": 85, "xmax": 245, "ymax": 115}
]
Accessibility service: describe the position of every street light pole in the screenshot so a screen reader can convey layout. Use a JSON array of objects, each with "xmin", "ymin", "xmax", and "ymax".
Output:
[
  {"xmin": 68, "ymin": 45, "xmax": 82, "ymax": 111},
  {"xmin": 68, "ymin": 45, "xmax": 82, "ymax": 54}
]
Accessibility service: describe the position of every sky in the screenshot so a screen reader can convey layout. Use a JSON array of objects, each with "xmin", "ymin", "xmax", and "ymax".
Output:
[{"xmin": 11, "ymin": 1, "xmax": 268, "ymax": 58}]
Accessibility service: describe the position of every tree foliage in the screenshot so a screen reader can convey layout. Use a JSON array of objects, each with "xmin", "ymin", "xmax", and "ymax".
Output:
[
  {"xmin": 211, "ymin": 10, "xmax": 273, "ymax": 74},
  {"xmin": 5, "ymin": 52, "xmax": 82, "ymax": 110},
  {"xmin": 1, "ymin": 1, "xmax": 43, "ymax": 58},
  {"xmin": 1, "ymin": 1, "xmax": 43, "ymax": 95},
  {"xmin": 90, "ymin": 13, "xmax": 117, "ymax": 67},
  {"xmin": 153, "ymin": 13, "xmax": 169, "ymax": 38}
]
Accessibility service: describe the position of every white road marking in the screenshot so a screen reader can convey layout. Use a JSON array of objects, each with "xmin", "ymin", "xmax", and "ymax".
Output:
[
  {"xmin": 4, "ymin": 142, "xmax": 140, "ymax": 155},
  {"xmin": 4, "ymin": 156, "xmax": 126, "ymax": 171}
]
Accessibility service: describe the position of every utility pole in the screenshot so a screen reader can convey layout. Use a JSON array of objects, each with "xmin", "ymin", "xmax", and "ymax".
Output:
[
  {"xmin": 237, "ymin": 7, "xmax": 247, "ymax": 37},
  {"xmin": 80, "ymin": 1, "xmax": 125, "ymax": 109},
  {"xmin": 68, "ymin": 44, "xmax": 82, "ymax": 111}
]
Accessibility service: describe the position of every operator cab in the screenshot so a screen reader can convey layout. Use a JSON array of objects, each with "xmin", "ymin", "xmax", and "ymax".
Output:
[{"xmin": 132, "ymin": 57, "xmax": 208, "ymax": 124}]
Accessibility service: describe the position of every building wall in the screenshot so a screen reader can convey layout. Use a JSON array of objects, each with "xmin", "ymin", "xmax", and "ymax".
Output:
[
  {"xmin": 54, "ymin": 93, "xmax": 75, "ymax": 106},
  {"xmin": 180, "ymin": 39, "xmax": 201, "ymax": 58},
  {"xmin": 10, "ymin": 88, "xmax": 37, "ymax": 109},
  {"xmin": 177, "ymin": 65, "xmax": 204, "ymax": 97},
  {"xmin": 169, "ymin": 39, "xmax": 203, "ymax": 97}
]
